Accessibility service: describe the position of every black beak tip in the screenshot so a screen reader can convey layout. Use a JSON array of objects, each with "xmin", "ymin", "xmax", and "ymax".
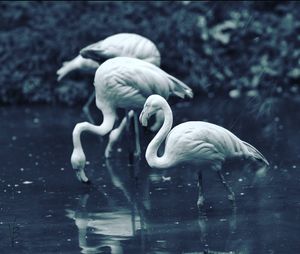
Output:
[{"xmin": 81, "ymin": 179, "xmax": 91, "ymax": 185}]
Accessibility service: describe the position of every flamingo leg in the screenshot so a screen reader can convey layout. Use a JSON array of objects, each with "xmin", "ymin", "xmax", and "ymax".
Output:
[
  {"xmin": 125, "ymin": 110, "xmax": 135, "ymax": 164},
  {"xmin": 105, "ymin": 110, "xmax": 134, "ymax": 158},
  {"xmin": 217, "ymin": 171, "xmax": 236, "ymax": 206},
  {"xmin": 82, "ymin": 92, "xmax": 96, "ymax": 124},
  {"xmin": 133, "ymin": 113, "xmax": 141, "ymax": 160},
  {"xmin": 197, "ymin": 210, "xmax": 208, "ymax": 253},
  {"xmin": 197, "ymin": 171, "xmax": 205, "ymax": 209}
]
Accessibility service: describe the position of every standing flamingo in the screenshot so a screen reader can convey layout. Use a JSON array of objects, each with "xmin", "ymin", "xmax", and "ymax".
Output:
[
  {"xmin": 57, "ymin": 33, "xmax": 161, "ymax": 123},
  {"xmin": 139, "ymin": 95, "xmax": 269, "ymax": 207},
  {"xmin": 71, "ymin": 57, "xmax": 193, "ymax": 183}
]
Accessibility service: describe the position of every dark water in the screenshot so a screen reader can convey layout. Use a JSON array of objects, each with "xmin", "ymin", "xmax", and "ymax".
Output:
[{"xmin": 0, "ymin": 96, "xmax": 299, "ymax": 254}]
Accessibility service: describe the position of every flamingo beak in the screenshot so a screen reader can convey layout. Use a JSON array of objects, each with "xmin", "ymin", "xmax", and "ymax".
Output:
[
  {"xmin": 139, "ymin": 108, "xmax": 149, "ymax": 127},
  {"xmin": 71, "ymin": 150, "xmax": 90, "ymax": 184},
  {"xmin": 76, "ymin": 169, "xmax": 90, "ymax": 184},
  {"xmin": 71, "ymin": 123, "xmax": 91, "ymax": 184}
]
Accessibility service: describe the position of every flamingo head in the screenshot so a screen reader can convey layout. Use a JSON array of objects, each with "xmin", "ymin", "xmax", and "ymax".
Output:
[
  {"xmin": 80, "ymin": 42, "xmax": 107, "ymax": 62},
  {"xmin": 71, "ymin": 148, "xmax": 90, "ymax": 184},
  {"xmin": 140, "ymin": 95, "xmax": 164, "ymax": 127}
]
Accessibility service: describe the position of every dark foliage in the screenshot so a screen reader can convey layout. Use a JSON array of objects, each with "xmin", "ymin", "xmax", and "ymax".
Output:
[{"xmin": 1, "ymin": 1, "xmax": 300, "ymax": 105}]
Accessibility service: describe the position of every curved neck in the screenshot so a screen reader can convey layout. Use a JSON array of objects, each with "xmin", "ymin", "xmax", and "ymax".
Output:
[
  {"xmin": 145, "ymin": 100, "xmax": 173, "ymax": 168},
  {"xmin": 72, "ymin": 108, "xmax": 116, "ymax": 152}
]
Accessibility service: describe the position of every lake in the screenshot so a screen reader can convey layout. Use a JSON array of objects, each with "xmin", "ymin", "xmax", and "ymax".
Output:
[{"xmin": 0, "ymin": 95, "xmax": 299, "ymax": 253}]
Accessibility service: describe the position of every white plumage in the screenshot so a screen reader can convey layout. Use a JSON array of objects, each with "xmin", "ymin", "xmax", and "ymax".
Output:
[
  {"xmin": 57, "ymin": 33, "xmax": 161, "ymax": 81},
  {"xmin": 57, "ymin": 33, "xmax": 161, "ymax": 124},
  {"xmin": 71, "ymin": 58, "xmax": 193, "ymax": 183},
  {"xmin": 94, "ymin": 57, "xmax": 192, "ymax": 109},
  {"xmin": 80, "ymin": 33, "xmax": 161, "ymax": 66},
  {"xmin": 140, "ymin": 94, "xmax": 269, "ymax": 207}
]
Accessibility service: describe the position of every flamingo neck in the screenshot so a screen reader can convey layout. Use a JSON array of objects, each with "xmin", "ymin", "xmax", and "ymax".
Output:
[
  {"xmin": 145, "ymin": 100, "xmax": 173, "ymax": 168},
  {"xmin": 72, "ymin": 109, "xmax": 116, "ymax": 153}
]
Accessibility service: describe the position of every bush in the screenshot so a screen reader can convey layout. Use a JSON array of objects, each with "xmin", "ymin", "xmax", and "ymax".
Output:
[{"xmin": 0, "ymin": 1, "xmax": 300, "ymax": 105}]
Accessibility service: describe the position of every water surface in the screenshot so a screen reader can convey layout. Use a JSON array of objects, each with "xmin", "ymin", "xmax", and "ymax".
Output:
[{"xmin": 0, "ymin": 96, "xmax": 299, "ymax": 253}]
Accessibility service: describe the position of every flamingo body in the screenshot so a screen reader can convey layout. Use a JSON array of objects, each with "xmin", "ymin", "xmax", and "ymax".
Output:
[
  {"xmin": 158, "ymin": 121, "xmax": 268, "ymax": 168},
  {"xmin": 80, "ymin": 33, "xmax": 161, "ymax": 66},
  {"xmin": 139, "ymin": 95, "xmax": 269, "ymax": 206},
  {"xmin": 94, "ymin": 57, "xmax": 192, "ymax": 111},
  {"xmin": 57, "ymin": 33, "xmax": 161, "ymax": 81}
]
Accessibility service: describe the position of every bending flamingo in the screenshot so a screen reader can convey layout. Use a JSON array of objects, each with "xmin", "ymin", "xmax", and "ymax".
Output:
[
  {"xmin": 71, "ymin": 57, "xmax": 193, "ymax": 183},
  {"xmin": 57, "ymin": 33, "xmax": 161, "ymax": 123},
  {"xmin": 139, "ymin": 95, "xmax": 269, "ymax": 207}
]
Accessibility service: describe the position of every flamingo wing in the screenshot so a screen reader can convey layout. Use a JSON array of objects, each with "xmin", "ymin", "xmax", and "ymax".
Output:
[
  {"xmin": 96, "ymin": 57, "xmax": 192, "ymax": 101},
  {"xmin": 164, "ymin": 122, "xmax": 224, "ymax": 164},
  {"xmin": 97, "ymin": 66, "xmax": 171, "ymax": 108},
  {"xmin": 117, "ymin": 57, "xmax": 193, "ymax": 98},
  {"xmin": 82, "ymin": 33, "xmax": 161, "ymax": 65}
]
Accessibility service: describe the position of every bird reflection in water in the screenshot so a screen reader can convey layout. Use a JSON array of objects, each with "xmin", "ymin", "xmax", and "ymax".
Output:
[
  {"xmin": 66, "ymin": 160, "xmax": 251, "ymax": 254},
  {"xmin": 66, "ymin": 193, "xmax": 141, "ymax": 254},
  {"xmin": 65, "ymin": 158, "xmax": 148, "ymax": 254},
  {"xmin": 196, "ymin": 207, "xmax": 237, "ymax": 254}
]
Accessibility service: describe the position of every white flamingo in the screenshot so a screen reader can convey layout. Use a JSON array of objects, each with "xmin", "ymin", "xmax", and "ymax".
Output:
[
  {"xmin": 71, "ymin": 57, "xmax": 193, "ymax": 183},
  {"xmin": 139, "ymin": 95, "xmax": 269, "ymax": 207},
  {"xmin": 57, "ymin": 33, "xmax": 161, "ymax": 123}
]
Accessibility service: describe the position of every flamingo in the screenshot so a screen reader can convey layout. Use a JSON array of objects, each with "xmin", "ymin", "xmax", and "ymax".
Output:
[
  {"xmin": 71, "ymin": 57, "xmax": 193, "ymax": 183},
  {"xmin": 139, "ymin": 95, "xmax": 269, "ymax": 208},
  {"xmin": 56, "ymin": 33, "xmax": 161, "ymax": 123}
]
